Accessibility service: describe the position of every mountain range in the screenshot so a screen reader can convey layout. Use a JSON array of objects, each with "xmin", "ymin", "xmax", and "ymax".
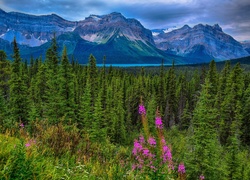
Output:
[{"xmin": 0, "ymin": 8, "xmax": 249, "ymax": 64}]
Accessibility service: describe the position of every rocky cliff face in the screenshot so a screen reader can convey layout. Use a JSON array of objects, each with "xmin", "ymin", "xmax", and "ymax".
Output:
[
  {"xmin": 0, "ymin": 9, "xmax": 154, "ymax": 47},
  {"xmin": 241, "ymin": 41, "xmax": 250, "ymax": 54},
  {"xmin": 154, "ymin": 24, "xmax": 249, "ymax": 61},
  {"xmin": 0, "ymin": 9, "xmax": 170, "ymax": 64},
  {"xmin": 75, "ymin": 12, "xmax": 155, "ymax": 45},
  {"xmin": 0, "ymin": 8, "xmax": 249, "ymax": 64},
  {"xmin": 0, "ymin": 9, "xmax": 78, "ymax": 47}
]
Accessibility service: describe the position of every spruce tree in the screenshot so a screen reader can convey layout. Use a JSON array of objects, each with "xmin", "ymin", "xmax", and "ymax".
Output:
[
  {"xmin": 0, "ymin": 90, "xmax": 7, "ymax": 128},
  {"xmin": 88, "ymin": 54, "xmax": 98, "ymax": 106},
  {"xmin": 0, "ymin": 50, "xmax": 10, "ymax": 99},
  {"xmin": 220, "ymin": 63, "xmax": 244, "ymax": 145},
  {"xmin": 59, "ymin": 46, "xmax": 75, "ymax": 120},
  {"xmin": 241, "ymin": 84, "xmax": 250, "ymax": 145},
  {"xmin": 206, "ymin": 60, "xmax": 218, "ymax": 98},
  {"xmin": 164, "ymin": 62, "xmax": 177, "ymax": 127},
  {"xmin": 92, "ymin": 90, "xmax": 106, "ymax": 141},
  {"xmin": 186, "ymin": 78, "xmax": 223, "ymax": 179},
  {"xmin": 9, "ymin": 38, "xmax": 29, "ymax": 124},
  {"xmin": 44, "ymin": 35, "xmax": 62, "ymax": 123},
  {"xmin": 78, "ymin": 74, "xmax": 92, "ymax": 130},
  {"xmin": 176, "ymin": 73, "xmax": 187, "ymax": 125}
]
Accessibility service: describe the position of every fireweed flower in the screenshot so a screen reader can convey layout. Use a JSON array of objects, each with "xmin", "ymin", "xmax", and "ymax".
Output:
[
  {"xmin": 162, "ymin": 145, "xmax": 172, "ymax": 162},
  {"xmin": 143, "ymin": 148, "xmax": 150, "ymax": 156},
  {"xmin": 132, "ymin": 164, "xmax": 137, "ymax": 170},
  {"xmin": 155, "ymin": 116, "xmax": 163, "ymax": 129},
  {"xmin": 178, "ymin": 163, "xmax": 186, "ymax": 174},
  {"xmin": 139, "ymin": 135, "xmax": 145, "ymax": 144},
  {"xmin": 148, "ymin": 137, "xmax": 156, "ymax": 146},
  {"xmin": 132, "ymin": 140, "xmax": 143, "ymax": 155},
  {"xmin": 25, "ymin": 139, "xmax": 36, "ymax": 148},
  {"xmin": 139, "ymin": 104, "xmax": 146, "ymax": 115},
  {"xmin": 200, "ymin": 175, "xmax": 205, "ymax": 180},
  {"xmin": 20, "ymin": 123, "xmax": 24, "ymax": 128}
]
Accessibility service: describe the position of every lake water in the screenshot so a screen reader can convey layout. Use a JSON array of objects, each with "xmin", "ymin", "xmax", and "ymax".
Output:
[{"xmin": 96, "ymin": 64, "xmax": 173, "ymax": 67}]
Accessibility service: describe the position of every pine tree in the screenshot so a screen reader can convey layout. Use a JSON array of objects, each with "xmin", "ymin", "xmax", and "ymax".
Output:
[
  {"xmin": 110, "ymin": 81, "xmax": 126, "ymax": 144},
  {"xmin": 241, "ymin": 84, "xmax": 250, "ymax": 145},
  {"xmin": 43, "ymin": 35, "xmax": 62, "ymax": 123},
  {"xmin": 92, "ymin": 90, "xmax": 106, "ymax": 141},
  {"xmin": 157, "ymin": 59, "xmax": 166, "ymax": 113},
  {"xmin": 164, "ymin": 62, "xmax": 177, "ymax": 127},
  {"xmin": 176, "ymin": 73, "xmax": 187, "ymax": 125},
  {"xmin": 220, "ymin": 63, "xmax": 244, "ymax": 145},
  {"xmin": 88, "ymin": 54, "xmax": 98, "ymax": 106},
  {"xmin": 9, "ymin": 38, "xmax": 29, "ymax": 124},
  {"xmin": 206, "ymin": 60, "xmax": 218, "ymax": 98},
  {"xmin": 0, "ymin": 50, "xmax": 10, "ymax": 99},
  {"xmin": 59, "ymin": 46, "xmax": 75, "ymax": 120},
  {"xmin": 32, "ymin": 62, "xmax": 47, "ymax": 117},
  {"xmin": 0, "ymin": 90, "xmax": 7, "ymax": 128},
  {"xmin": 180, "ymin": 100, "xmax": 191, "ymax": 130},
  {"xmin": 78, "ymin": 75, "xmax": 92, "ymax": 130},
  {"xmin": 186, "ymin": 78, "xmax": 223, "ymax": 179}
]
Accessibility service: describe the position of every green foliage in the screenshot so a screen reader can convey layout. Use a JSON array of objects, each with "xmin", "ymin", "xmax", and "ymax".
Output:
[
  {"xmin": 9, "ymin": 38, "xmax": 30, "ymax": 124},
  {"xmin": 1, "ymin": 36, "xmax": 250, "ymax": 179},
  {"xmin": 186, "ymin": 78, "xmax": 224, "ymax": 179},
  {"xmin": 2, "ymin": 141, "xmax": 34, "ymax": 179},
  {"xmin": 59, "ymin": 46, "xmax": 75, "ymax": 120}
]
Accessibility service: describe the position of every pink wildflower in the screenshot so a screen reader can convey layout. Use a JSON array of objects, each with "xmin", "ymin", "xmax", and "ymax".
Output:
[
  {"xmin": 161, "ymin": 138, "xmax": 166, "ymax": 145},
  {"xmin": 148, "ymin": 137, "xmax": 156, "ymax": 146},
  {"xmin": 132, "ymin": 164, "xmax": 137, "ymax": 170},
  {"xmin": 155, "ymin": 116, "xmax": 163, "ymax": 129},
  {"xmin": 178, "ymin": 163, "xmax": 186, "ymax": 174},
  {"xmin": 200, "ymin": 175, "xmax": 205, "ymax": 180},
  {"xmin": 20, "ymin": 123, "xmax": 24, "ymax": 128},
  {"xmin": 150, "ymin": 165, "xmax": 156, "ymax": 171},
  {"xmin": 132, "ymin": 140, "xmax": 143, "ymax": 155},
  {"xmin": 139, "ymin": 135, "xmax": 145, "ymax": 144},
  {"xmin": 25, "ymin": 143, "xmax": 31, "ymax": 147},
  {"xmin": 143, "ymin": 148, "xmax": 150, "ymax": 156},
  {"xmin": 139, "ymin": 104, "xmax": 146, "ymax": 115},
  {"xmin": 162, "ymin": 145, "xmax": 172, "ymax": 162}
]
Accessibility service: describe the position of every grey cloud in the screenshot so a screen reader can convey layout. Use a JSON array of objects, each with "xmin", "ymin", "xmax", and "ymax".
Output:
[
  {"xmin": 1, "ymin": 0, "xmax": 250, "ymax": 40},
  {"xmin": 1, "ymin": 0, "xmax": 109, "ymax": 20}
]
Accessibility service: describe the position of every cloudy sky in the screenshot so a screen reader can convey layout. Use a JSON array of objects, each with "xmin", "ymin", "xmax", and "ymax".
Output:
[{"xmin": 1, "ymin": 0, "xmax": 250, "ymax": 41}]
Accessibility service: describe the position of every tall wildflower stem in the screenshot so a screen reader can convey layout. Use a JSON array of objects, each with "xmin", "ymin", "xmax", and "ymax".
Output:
[
  {"xmin": 139, "ymin": 96, "xmax": 149, "ymax": 140},
  {"xmin": 155, "ymin": 107, "xmax": 174, "ymax": 173},
  {"xmin": 178, "ymin": 162, "xmax": 186, "ymax": 180}
]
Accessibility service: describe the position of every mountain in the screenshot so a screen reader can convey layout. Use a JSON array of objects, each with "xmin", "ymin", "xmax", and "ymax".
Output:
[
  {"xmin": 151, "ymin": 26, "xmax": 178, "ymax": 36},
  {"xmin": 154, "ymin": 24, "xmax": 249, "ymax": 62},
  {"xmin": 0, "ymin": 8, "xmax": 77, "ymax": 47},
  {"xmin": 0, "ymin": 9, "xmax": 249, "ymax": 64},
  {"xmin": 0, "ymin": 9, "xmax": 182, "ymax": 64},
  {"xmin": 241, "ymin": 41, "xmax": 250, "ymax": 54}
]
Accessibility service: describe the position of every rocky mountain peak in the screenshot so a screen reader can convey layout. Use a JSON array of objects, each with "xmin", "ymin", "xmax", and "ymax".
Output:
[
  {"xmin": 213, "ymin": 24, "xmax": 222, "ymax": 31},
  {"xmin": 193, "ymin": 23, "xmax": 223, "ymax": 32},
  {"xmin": 154, "ymin": 23, "xmax": 249, "ymax": 61},
  {"xmin": 0, "ymin": 8, "xmax": 6, "ymax": 14},
  {"xmin": 75, "ymin": 12, "xmax": 154, "ymax": 45},
  {"xmin": 182, "ymin": 24, "xmax": 191, "ymax": 30}
]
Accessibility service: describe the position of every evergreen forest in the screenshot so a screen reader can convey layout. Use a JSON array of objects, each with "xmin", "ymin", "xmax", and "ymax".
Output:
[{"xmin": 1, "ymin": 37, "xmax": 250, "ymax": 179}]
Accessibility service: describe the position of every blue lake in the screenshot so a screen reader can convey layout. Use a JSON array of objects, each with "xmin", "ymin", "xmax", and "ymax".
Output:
[{"xmin": 95, "ymin": 64, "xmax": 173, "ymax": 67}]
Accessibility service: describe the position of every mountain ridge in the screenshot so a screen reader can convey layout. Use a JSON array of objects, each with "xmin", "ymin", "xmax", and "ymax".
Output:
[
  {"xmin": 153, "ymin": 23, "xmax": 249, "ymax": 61},
  {"xmin": 0, "ymin": 9, "xmax": 249, "ymax": 64}
]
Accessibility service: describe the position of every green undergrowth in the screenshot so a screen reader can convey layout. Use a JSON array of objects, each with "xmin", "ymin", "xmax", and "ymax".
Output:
[{"xmin": 0, "ymin": 121, "xmax": 190, "ymax": 179}]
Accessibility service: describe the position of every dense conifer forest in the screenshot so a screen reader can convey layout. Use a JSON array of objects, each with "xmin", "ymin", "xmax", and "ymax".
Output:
[{"xmin": 1, "ymin": 37, "xmax": 250, "ymax": 179}]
